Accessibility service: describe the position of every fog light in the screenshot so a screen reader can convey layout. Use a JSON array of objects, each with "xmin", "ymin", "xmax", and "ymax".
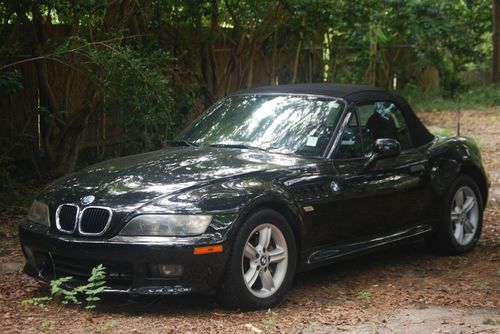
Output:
[{"xmin": 154, "ymin": 264, "xmax": 184, "ymax": 277}]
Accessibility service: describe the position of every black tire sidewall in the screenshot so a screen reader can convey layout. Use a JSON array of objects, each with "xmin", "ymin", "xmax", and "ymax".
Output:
[{"xmin": 222, "ymin": 209, "xmax": 297, "ymax": 310}]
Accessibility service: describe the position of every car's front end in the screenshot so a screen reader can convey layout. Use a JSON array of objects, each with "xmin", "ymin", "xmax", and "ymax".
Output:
[
  {"xmin": 17, "ymin": 146, "xmax": 272, "ymax": 295},
  {"xmin": 18, "ymin": 144, "xmax": 309, "ymax": 295},
  {"xmin": 19, "ymin": 213, "xmax": 232, "ymax": 295}
]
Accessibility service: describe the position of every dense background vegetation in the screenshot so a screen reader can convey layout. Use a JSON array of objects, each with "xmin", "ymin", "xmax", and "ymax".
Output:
[{"xmin": 0, "ymin": 0, "xmax": 499, "ymax": 204}]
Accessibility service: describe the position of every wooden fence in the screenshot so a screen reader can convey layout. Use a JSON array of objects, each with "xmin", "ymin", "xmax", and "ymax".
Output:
[{"xmin": 0, "ymin": 24, "xmax": 325, "ymax": 162}]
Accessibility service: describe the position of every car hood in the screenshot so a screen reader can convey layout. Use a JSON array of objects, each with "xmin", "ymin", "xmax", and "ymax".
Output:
[{"xmin": 40, "ymin": 146, "xmax": 307, "ymax": 212}]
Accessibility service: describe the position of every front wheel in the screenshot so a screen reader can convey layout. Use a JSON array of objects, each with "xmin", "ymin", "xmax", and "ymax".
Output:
[
  {"xmin": 217, "ymin": 209, "xmax": 296, "ymax": 310},
  {"xmin": 427, "ymin": 175, "xmax": 483, "ymax": 255}
]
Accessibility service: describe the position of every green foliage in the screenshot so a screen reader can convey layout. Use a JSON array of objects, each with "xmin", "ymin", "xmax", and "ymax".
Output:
[
  {"xmin": 262, "ymin": 308, "xmax": 278, "ymax": 330},
  {"xmin": 81, "ymin": 264, "xmax": 108, "ymax": 309},
  {"xmin": 23, "ymin": 265, "xmax": 107, "ymax": 311},
  {"xmin": 40, "ymin": 320, "xmax": 52, "ymax": 331},
  {"xmin": 472, "ymin": 279, "xmax": 489, "ymax": 290},
  {"xmin": 0, "ymin": 70, "xmax": 23, "ymax": 95},
  {"xmin": 52, "ymin": 37, "xmax": 181, "ymax": 155},
  {"xmin": 0, "ymin": 70, "xmax": 25, "ymax": 192},
  {"xmin": 47, "ymin": 264, "xmax": 108, "ymax": 310},
  {"xmin": 357, "ymin": 290, "xmax": 372, "ymax": 301},
  {"xmin": 426, "ymin": 126, "xmax": 455, "ymax": 138},
  {"xmin": 50, "ymin": 276, "xmax": 80, "ymax": 305},
  {"xmin": 0, "ymin": 0, "xmax": 496, "ymax": 181},
  {"xmin": 97, "ymin": 47, "xmax": 179, "ymax": 154},
  {"xmin": 482, "ymin": 318, "xmax": 500, "ymax": 326},
  {"xmin": 22, "ymin": 296, "xmax": 52, "ymax": 310},
  {"xmin": 95, "ymin": 320, "xmax": 118, "ymax": 332},
  {"xmin": 401, "ymin": 84, "xmax": 500, "ymax": 112},
  {"xmin": 322, "ymin": 283, "xmax": 337, "ymax": 291},
  {"xmin": 0, "ymin": 180, "xmax": 42, "ymax": 210}
]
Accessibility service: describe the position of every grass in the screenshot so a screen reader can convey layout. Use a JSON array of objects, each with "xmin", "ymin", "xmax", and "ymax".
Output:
[
  {"xmin": 482, "ymin": 318, "xmax": 500, "ymax": 326},
  {"xmin": 358, "ymin": 290, "xmax": 372, "ymax": 301},
  {"xmin": 40, "ymin": 320, "xmax": 52, "ymax": 331},
  {"xmin": 400, "ymin": 84, "xmax": 500, "ymax": 113},
  {"xmin": 94, "ymin": 320, "xmax": 118, "ymax": 333},
  {"xmin": 472, "ymin": 279, "xmax": 489, "ymax": 290},
  {"xmin": 0, "ymin": 238, "xmax": 13, "ymax": 249},
  {"xmin": 426, "ymin": 126, "xmax": 455, "ymax": 137},
  {"xmin": 322, "ymin": 283, "xmax": 338, "ymax": 291}
]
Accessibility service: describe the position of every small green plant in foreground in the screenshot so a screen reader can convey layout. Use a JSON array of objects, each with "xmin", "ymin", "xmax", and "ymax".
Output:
[
  {"xmin": 95, "ymin": 320, "xmax": 118, "ymax": 332},
  {"xmin": 22, "ymin": 264, "xmax": 108, "ymax": 310},
  {"xmin": 323, "ymin": 283, "xmax": 337, "ymax": 291},
  {"xmin": 358, "ymin": 290, "xmax": 372, "ymax": 301},
  {"xmin": 40, "ymin": 320, "xmax": 51, "ymax": 330},
  {"xmin": 482, "ymin": 318, "xmax": 500, "ymax": 325},
  {"xmin": 22, "ymin": 296, "xmax": 52, "ymax": 309},
  {"xmin": 472, "ymin": 279, "xmax": 489, "ymax": 290},
  {"xmin": 262, "ymin": 308, "xmax": 278, "ymax": 330}
]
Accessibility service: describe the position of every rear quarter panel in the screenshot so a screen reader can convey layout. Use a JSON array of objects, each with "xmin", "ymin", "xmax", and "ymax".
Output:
[{"xmin": 425, "ymin": 136, "xmax": 489, "ymax": 218}]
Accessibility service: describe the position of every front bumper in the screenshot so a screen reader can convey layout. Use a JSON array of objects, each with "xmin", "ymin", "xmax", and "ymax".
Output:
[{"xmin": 18, "ymin": 221, "xmax": 230, "ymax": 295}]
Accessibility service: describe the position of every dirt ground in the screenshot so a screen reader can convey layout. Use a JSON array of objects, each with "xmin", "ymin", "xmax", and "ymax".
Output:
[{"xmin": 0, "ymin": 109, "xmax": 499, "ymax": 334}]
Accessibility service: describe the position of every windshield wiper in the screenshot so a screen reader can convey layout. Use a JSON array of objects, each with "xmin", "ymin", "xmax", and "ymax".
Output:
[
  {"xmin": 165, "ymin": 140, "xmax": 199, "ymax": 147},
  {"xmin": 209, "ymin": 143, "xmax": 267, "ymax": 152}
]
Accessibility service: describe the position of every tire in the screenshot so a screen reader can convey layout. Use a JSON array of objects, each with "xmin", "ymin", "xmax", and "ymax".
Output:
[
  {"xmin": 217, "ymin": 209, "xmax": 297, "ymax": 310},
  {"xmin": 427, "ymin": 175, "xmax": 483, "ymax": 255}
]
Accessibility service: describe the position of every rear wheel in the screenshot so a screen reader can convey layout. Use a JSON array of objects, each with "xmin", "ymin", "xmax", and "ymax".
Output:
[
  {"xmin": 217, "ymin": 209, "xmax": 296, "ymax": 310},
  {"xmin": 427, "ymin": 175, "xmax": 483, "ymax": 255}
]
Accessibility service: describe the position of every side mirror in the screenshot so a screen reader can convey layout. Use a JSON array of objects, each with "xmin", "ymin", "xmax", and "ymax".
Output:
[{"xmin": 364, "ymin": 138, "xmax": 401, "ymax": 169}]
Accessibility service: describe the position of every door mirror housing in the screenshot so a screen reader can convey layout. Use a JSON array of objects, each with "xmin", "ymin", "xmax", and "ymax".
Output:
[{"xmin": 364, "ymin": 138, "xmax": 401, "ymax": 169}]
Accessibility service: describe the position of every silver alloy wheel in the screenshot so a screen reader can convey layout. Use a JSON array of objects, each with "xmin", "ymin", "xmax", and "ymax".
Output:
[
  {"xmin": 451, "ymin": 186, "xmax": 479, "ymax": 246},
  {"xmin": 241, "ymin": 223, "xmax": 288, "ymax": 298}
]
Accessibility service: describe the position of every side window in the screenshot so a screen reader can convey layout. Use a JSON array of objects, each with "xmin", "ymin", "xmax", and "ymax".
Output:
[
  {"xmin": 357, "ymin": 105, "xmax": 376, "ymax": 155},
  {"xmin": 359, "ymin": 101, "xmax": 412, "ymax": 153},
  {"xmin": 333, "ymin": 113, "xmax": 364, "ymax": 159}
]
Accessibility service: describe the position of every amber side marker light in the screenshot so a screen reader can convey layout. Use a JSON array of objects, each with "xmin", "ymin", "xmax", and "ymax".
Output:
[{"xmin": 194, "ymin": 245, "xmax": 223, "ymax": 255}]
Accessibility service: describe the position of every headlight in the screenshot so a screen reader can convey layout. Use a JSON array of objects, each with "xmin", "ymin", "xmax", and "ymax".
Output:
[
  {"xmin": 119, "ymin": 215, "xmax": 212, "ymax": 236},
  {"xmin": 27, "ymin": 200, "xmax": 50, "ymax": 227}
]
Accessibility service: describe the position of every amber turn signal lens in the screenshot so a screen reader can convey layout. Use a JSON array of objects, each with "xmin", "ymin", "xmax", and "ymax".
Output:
[{"xmin": 193, "ymin": 245, "xmax": 223, "ymax": 255}]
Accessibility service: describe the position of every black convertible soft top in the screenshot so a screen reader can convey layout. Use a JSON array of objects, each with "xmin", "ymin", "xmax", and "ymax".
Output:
[
  {"xmin": 232, "ymin": 83, "xmax": 434, "ymax": 148},
  {"xmin": 232, "ymin": 83, "xmax": 385, "ymax": 98}
]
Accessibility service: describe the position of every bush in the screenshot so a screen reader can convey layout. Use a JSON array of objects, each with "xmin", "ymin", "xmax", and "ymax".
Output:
[
  {"xmin": 400, "ymin": 84, "xmax": 500, "ymax": 112},
  {"xmin": 78, "ymin": 41, "xmax": 183, "ymax": 155}
]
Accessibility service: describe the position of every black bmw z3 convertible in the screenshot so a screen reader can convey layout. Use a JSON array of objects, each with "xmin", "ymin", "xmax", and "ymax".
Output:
[{"xmin": 20, "ymin": 83, "xmax": 489, "ymax": 309}]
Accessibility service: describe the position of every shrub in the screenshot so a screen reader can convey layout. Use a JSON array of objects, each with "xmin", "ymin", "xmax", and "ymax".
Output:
[{"xmin": 400, "ymin": 84, "xmax": 500, "ymax": 112}]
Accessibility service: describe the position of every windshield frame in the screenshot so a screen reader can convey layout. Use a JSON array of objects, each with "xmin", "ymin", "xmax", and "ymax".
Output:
[{"xmin": 175, "ymin": 93, "xmax": 349, "ymax": 159}]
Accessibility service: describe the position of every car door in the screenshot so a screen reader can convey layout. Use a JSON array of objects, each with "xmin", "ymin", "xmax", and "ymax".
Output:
[
  {"xmin": 285, "ymin": 162, "xmax": 344, "ymax": 250},
  {"xmin": 332, "ymin": 102, "xmax": 432, "ymax": 241}
]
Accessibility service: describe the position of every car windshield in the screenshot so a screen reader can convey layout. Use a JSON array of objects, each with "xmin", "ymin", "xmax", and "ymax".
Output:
[{"xmin": 176, "ymin": 95, "xmax": 345, "ymax": 157}]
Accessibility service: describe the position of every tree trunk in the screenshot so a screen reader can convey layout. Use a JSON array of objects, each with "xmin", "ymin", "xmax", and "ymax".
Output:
[
  {"xmin": 493, "ymin": 0, "xmax": 500, "ymax": 82},
  {"xmin": 246, "ymin": 44, "xmax": 256, "ymax": 88},
  {"xmin": 270, "ymin": 26, "xmax": 278, "ymax": 85},
  {"xmin": 292, "ymin": 39, "xmax": 302, "ymax": 84},
  {"xmin": 365, "ymin": 22, "xmax": 378, "ymax": 85}
]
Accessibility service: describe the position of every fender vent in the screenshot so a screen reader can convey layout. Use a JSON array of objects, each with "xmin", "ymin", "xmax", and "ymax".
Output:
[{"xmin": 292, "ymin": 183, "xmax": 332, "ymax": 201}]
